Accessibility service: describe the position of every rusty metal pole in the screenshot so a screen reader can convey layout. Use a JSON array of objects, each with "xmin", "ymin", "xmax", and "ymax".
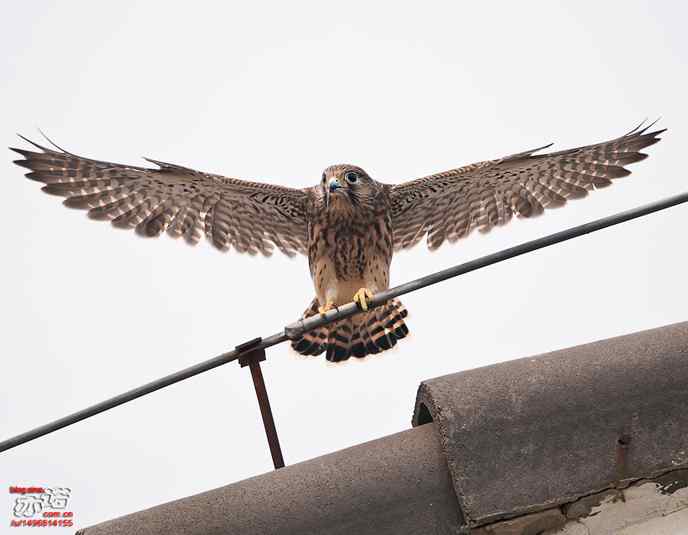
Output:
[{"xmin": 236, "ymin": 338, "xmax": 285, "ymax": 469}]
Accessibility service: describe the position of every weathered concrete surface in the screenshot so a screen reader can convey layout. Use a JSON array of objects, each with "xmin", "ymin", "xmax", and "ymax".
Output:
[
  {"xmin": 77, "ymin": 423, "xmax": 462, "ymax": 535},
  {"xmin": 621, "ymin": 508, "xmax": 688, "ymax": 535},
  {"xmin": 413, "ymin": 321, "xmax": 688, "ymax": 528},
  {"xmin": 473, "ymin": 509, "xmax": 566, "ymax": 535},
  {"xmin": 544, "ymin": 469, "xmax": 688, "ymax": 535},
  {"xmin": 476, "ymin": 468, "xmax": 688, "ymax": 534}
]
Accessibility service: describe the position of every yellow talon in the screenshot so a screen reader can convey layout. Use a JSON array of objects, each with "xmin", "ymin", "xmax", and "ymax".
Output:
[
  {"xmin": 353, "ymin": 287, "xmax": 374, "ymax": 312},
  {"xmin": 318, "ymin": 300, "xmax": 335, "ymax": 317}
]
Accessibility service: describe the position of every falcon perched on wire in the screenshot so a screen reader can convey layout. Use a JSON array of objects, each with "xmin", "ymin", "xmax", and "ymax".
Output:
[{"xmin": 12, "ymin": 121, "xmax": 664, "ymax": 361}]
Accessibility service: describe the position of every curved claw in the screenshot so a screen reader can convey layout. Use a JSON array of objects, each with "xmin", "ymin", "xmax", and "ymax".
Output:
[
  {"xmin": 318, "ymin": 300, "xmax": 336, "ymax": 317},
  {"xmin": 353, "ymin": 287, "xmax": 374, "ymax": 312}
]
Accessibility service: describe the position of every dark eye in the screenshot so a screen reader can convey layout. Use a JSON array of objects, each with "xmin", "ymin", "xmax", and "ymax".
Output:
[
  {"xmin": 345, "ymin": 171, "xmax": 359, "ymax": 184},
  {"xmin": 322, "ymin": 173, "xmax": 326, "ymax": 182}
]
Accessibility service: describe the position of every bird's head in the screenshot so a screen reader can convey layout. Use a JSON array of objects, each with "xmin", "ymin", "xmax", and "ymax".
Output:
[{"xmin": 321, "ymin": 164, "xmax": 376, "ymax": 210}]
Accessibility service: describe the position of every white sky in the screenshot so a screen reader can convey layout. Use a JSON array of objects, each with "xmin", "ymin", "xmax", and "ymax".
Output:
[{"xmin": 1, "ymin": 1, "xmax": 686, "ymax": 530}]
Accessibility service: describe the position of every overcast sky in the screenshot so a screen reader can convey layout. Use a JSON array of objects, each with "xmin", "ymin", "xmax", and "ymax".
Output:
[{"xmin": 1, "ymin": 1, "xmax": 686, "ymax": 530}]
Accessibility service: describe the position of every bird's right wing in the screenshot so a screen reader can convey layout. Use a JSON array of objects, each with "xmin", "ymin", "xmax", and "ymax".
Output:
[{"xmin": 12, "ymin": 137, "xmax": 310, "ymax": 257}]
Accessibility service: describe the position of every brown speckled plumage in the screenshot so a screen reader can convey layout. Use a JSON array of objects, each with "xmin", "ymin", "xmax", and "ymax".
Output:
[
  {"xmin": 12, "ymin": 121, "xmax": 664, "ymax": 362},
  {"xmin": 297, "ymin": 165, "xmax": 403, "ymax": 361}
]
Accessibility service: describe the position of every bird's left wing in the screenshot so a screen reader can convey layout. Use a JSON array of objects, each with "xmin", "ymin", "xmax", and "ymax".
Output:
[
  {"xmin": 12, "ymin": 137, "xmax": 310, "ymax": 256},
  {"xmin": 389, "ymin": 122, "xmax": 665, "ymax": 251}
]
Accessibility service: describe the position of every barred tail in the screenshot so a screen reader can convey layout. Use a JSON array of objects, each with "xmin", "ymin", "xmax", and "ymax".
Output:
[{"xmin": 291, "ymin": 298, "xmax": 409, "ymax": 362}]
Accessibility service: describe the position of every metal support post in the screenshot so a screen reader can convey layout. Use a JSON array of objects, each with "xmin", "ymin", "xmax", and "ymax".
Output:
[{"xmin": 236, "ymin": 338, "xmax": 285, "ymax": 469}]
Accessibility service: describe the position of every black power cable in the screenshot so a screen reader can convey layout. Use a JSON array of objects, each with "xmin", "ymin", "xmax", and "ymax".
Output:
[{"xmin": 2, "ymin": 191, "xmax": 686, "ymax": 454}]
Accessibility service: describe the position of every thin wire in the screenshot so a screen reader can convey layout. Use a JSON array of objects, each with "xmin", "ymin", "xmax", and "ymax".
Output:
[{"xmin": 1, "ymin": 191, "xmax": 687, "ymax": 454}]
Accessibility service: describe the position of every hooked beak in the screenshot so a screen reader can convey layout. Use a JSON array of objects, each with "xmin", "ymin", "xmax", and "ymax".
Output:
[{"xmin": 325, "ymin": 177, "xmax": 342, "ymax": 208}]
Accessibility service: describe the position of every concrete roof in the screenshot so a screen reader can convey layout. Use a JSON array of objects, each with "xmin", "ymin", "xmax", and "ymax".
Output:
[
  {"xmin": 77, "ymin": 321, "xmax": 688, "ymax": 534},
  {"xmin": 413, "ymin": 320, "xmax": 688, "ymax": 529},
  {"xmin": 77, "ymin": 423, "xmax": 462, "ymax": 535}
]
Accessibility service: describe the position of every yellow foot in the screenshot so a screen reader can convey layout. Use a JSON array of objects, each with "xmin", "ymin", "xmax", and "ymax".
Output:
[
  {"xmin": 352, "ymin": 287, "xmax": 374, "ymax": 312},
  {"xmin": 318, "ymin": 300, "xmax": 336, "ymax": 317}
]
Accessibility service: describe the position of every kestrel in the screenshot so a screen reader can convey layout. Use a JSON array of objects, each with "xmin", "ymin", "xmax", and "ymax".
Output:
[{"xmin": 12, "ymin": 122, "xmax": 664, "ymax": 362}]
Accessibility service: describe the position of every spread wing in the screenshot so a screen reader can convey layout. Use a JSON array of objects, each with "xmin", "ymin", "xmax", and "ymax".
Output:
[
  {"xmin": 12, "ymin": 137, "xmax": 309, "ymax": 256},
  {"xmin": 390, "ymin": 122, "xmax": 665, "ymax": 251}
]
